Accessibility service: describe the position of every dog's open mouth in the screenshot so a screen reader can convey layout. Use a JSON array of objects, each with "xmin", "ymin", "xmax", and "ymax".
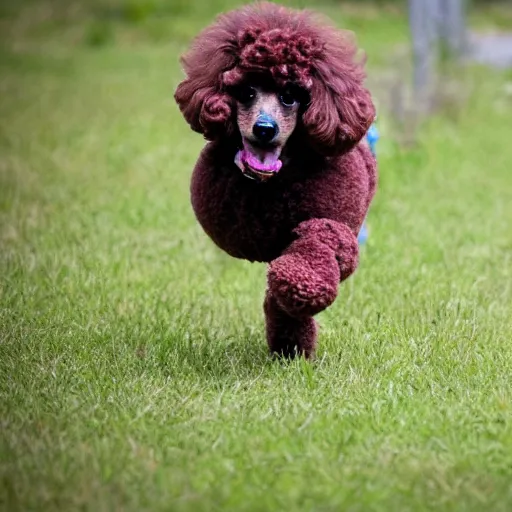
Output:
[{"xmin": 235, "ymin": 140, "xmax": 282, "ymax": 182}]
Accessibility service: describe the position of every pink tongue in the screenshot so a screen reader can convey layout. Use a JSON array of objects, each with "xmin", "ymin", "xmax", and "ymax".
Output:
[{"xmin": 241, "ymin": 148, "xmax": 282, "ymax": 173}]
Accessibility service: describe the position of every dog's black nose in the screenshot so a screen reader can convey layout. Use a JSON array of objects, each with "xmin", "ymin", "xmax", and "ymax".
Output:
[{"xmin": 253, "ymin": 119, "xmax": 278, "ymax": 143}]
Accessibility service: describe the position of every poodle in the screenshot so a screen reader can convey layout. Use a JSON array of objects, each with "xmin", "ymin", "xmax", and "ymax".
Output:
[{"xmin": 174, "ymin": 2, "xmax": 377, "ymax": 359}]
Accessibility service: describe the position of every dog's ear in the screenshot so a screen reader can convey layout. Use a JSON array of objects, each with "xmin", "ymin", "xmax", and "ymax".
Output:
[
  {"xmin": 174, "ymin": 32, "xmax": 237, "ymax": 141},
  {"xmin": 300, "ymin": 43, "xmax": 375, "ymax": 156},
  {"xmin": 175, "ymin": 78, "xmax": 235, "ymax": 141}
]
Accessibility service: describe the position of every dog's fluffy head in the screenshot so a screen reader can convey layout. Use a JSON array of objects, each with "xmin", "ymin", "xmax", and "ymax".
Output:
[{"xmin": 174, "ymin": 2, "xmax": 375, "ymax": 156}]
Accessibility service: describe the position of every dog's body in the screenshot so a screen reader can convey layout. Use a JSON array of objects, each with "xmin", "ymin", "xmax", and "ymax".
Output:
[
  {"xmin": 191, "ymin": 140, "xmax": 375, "ymax": 263},
  {"xmin": 175, "ymin": 2, "xmax": 377, "ymax": 358}
]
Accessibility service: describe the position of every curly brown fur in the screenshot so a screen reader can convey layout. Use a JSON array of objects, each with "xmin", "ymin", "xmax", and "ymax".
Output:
[
  {"xmin": 174, "ymin": 1, "xmax": 375, "ymax": 152},
  {"xmin": 175, "ymin": 2, "xmax": 378, "ymax": 359}
]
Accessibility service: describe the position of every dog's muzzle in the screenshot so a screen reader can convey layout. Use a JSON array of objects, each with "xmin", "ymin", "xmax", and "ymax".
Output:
[{"xmin": 235, "ymin": 144, "xmax": 283, "ymax": 183}]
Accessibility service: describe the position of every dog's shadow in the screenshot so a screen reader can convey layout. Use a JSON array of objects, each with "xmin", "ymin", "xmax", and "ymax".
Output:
[{"xmin": 153, "ymin": 328, "xmax": 274, "ymax": 381}]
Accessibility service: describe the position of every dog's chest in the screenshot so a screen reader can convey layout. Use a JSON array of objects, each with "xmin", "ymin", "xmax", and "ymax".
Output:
[{"xmin": 191, "ymin": 162, "xmax": 305, "ymax": 262}]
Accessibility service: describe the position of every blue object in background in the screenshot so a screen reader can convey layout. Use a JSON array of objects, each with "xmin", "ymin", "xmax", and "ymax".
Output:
[
  {"xmin": 357, "ymin": 123, "xmax": 379, "ymax": 245},
  {"xmin": 357, "ymin": 220, "xmax": 369, "ymax": 245},
  {"xmin": 366, "ymin": 123, "xmax": 379, "ymax": 156}
]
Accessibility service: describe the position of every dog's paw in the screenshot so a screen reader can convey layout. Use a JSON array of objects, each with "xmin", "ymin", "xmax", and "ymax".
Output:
[{"xmin": 268, "ymin": 253, "xmax": 339, "ymax": 317}]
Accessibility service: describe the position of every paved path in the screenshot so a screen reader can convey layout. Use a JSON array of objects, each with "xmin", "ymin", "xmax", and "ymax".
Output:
[{"xmin": 468, "ymin": 33, "xmax": 512, "ymax": 68}]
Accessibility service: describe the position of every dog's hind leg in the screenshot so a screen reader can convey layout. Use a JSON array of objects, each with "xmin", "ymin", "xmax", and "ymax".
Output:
[{"xmin": 264, "ymin": 291, "xmax": 317, "ymax": 359}]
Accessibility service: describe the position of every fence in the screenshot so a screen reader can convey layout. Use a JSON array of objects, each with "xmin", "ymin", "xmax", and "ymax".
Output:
[{"xmin": 409, "ymin": 0, "xmax": 467, "ymax": 107}]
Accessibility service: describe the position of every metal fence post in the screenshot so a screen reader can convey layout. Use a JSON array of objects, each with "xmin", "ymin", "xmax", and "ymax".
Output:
[
  {"xmin": 440, "ymin": 0, "xmax": 467, "ymax": 57},
  {"xmin": 409, "ymin": 0, "xmax": 434, "ymax": 104},
  {"xmin": 409, "ymin": 0, "xmax": 467, "ymax": 109}
]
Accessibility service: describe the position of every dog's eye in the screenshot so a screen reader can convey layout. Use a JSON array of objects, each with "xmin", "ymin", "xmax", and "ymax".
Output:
[
  {"xmin": 279, "ymin": 90, "xmax": 298, "ymax": 108},
  {"xmin": 234, "ymin": 85, "xmax": 257, "ymax": 104}
]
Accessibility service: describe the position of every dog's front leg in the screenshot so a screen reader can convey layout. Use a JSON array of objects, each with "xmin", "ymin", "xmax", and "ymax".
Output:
[
  {"xmin": 267, "ymin": 218, "xmax": 359, "ymax": 319},
  {"xmin": 264, "ymin": 218, "xmax": 358, "ymax": 359},
  {"xmin": 264, "ymin": 291, "xmax": 317, "ymax": 359}
]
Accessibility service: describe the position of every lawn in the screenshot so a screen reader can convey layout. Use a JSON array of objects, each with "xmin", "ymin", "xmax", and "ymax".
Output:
[{"xmin": 1, "ymin": 1, "xmax": 512, "ymax": 511}]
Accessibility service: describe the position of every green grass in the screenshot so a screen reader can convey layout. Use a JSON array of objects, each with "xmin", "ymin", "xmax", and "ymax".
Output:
[{"xmin": 1, "ymin": 1, "xmax": 512, "ymax": 511}]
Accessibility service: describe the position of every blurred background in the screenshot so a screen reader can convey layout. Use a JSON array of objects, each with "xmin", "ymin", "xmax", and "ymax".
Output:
[
  {"xmin": 2, "ymin": 0, "xmax": 512, "ymax": 130},
  {"xmin": 2, "ymin": 1, "xmax": 512, "ymax": 509}
]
